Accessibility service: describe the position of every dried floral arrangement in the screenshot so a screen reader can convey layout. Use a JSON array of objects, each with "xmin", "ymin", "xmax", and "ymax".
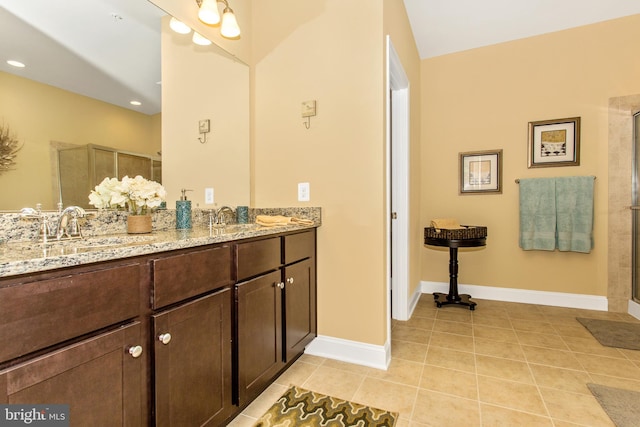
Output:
[{"xmin": 0, "ymin": 123, "xmax": 21, "ymax": 174}]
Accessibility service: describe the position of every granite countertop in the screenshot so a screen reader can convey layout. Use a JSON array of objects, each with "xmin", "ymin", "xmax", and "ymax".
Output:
[{"xmin": 0, "ymin": 223, "xmax": 318, "ymax": 278}]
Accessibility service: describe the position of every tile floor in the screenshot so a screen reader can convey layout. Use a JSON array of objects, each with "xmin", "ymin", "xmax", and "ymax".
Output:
[{"xmin": 228, "ymin": 295, "xmax": 640, "ymax": 426}]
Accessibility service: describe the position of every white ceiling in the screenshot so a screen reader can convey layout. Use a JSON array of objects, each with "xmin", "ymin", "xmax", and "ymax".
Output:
[
  {"xmin": 1, "ymin": 1, "xmax": 639, "ymax": 116},
  {"xmin": 404, "ymin": 0, "xmax": 640, "ymax": 59}
]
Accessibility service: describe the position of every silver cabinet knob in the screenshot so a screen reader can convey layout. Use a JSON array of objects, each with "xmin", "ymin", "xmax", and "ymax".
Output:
[
  {"xmin": 286, "ymin": 277, "xmax": 294, "ymax": 284},
  {"xmin": 276, "ymin": 282, "xmax": 285, "ymax": 289},
  {"xmin": 128, "ymin": 345, "xmax": 143, "ymax": 358},
  {"xmin": 158, "ymin": 333, "xmax": 172, "ymax": 345}
]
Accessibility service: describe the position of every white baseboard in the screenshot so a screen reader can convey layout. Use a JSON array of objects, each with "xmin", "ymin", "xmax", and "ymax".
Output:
[
  {"xmin": 304, "ymin": 335, "xmax": 390, "ymax": 371},
  {"xmin": 420, "ymin": 281, "xmax": 608, "ymax": 311},
  {"xmin": 629, "ymin": 299, "xmax": 640, "ymax": 320}
]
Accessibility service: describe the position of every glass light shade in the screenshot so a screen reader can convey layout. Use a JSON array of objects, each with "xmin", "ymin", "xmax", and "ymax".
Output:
[
  {"xmin": 198, "ymin": 0, "xmax": 220, "ymax": 25},
  {"xmin": 220, "ymin": 8, "xmax": 240, "ymax": 38},
  {"xmin": 169, "ymin": 17, "xmax": 191, "ymax": 34},
  {"xmin": 192, "ymin": 32, "xmax": 212, "ymax": 46}
]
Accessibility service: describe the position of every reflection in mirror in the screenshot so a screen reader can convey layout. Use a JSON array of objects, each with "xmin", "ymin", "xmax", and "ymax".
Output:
[{"xmin": 0, "ymin": 0, "xmax": 250, "ymax": 211}]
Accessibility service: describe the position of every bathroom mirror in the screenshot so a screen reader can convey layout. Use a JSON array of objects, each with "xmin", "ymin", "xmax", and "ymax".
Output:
[{"xmin": 0, "ymin": 0, "xmax": 250, "ymax": 211}]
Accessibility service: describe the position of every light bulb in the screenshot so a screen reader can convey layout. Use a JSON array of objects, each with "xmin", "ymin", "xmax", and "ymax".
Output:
[
  {"xmin": 192, "ymin": 32, "xmax": 212, "ymax": 46},
  {"xmin": 198, "ymin": 0, "xmax": 220, "ymax": 25},
  {"xmin": 169, "ymin": 17, "xmax": 191, "ymax": 34},
  {"xmin": 220, "ymin": 7, "xmax": 240, "ymax": 38}
]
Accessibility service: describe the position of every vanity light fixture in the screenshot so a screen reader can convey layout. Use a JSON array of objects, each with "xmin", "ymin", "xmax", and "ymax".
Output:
[
  {"xmin": 192, "ymin": 32, "xmax": 212, "ymax": 46},
  {"xmin": 130, "ymin": 101, "xmax": 142, "ymax": 106},
  {"xmin": 195, "ymin": 0, "xmax": 241, "ymax": 38}
]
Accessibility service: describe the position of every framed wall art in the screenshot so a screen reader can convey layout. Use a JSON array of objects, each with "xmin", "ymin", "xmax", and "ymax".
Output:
[
  {"xmin": 528, "ymin": 117, "xmax": 580, "ymax": 168},
  {"xmin": 459, "ymin": 149, "xmax": 503, "ymax": 194}
]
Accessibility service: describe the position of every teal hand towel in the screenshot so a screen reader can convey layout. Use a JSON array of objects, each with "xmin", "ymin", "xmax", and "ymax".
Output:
[
  {"xmin": 555, "ymin": 176, "xmax": 594, "ymax": 253},
  {"xmin": 519, "ymin": 178, "xmax": 557, "ymax": 250}
]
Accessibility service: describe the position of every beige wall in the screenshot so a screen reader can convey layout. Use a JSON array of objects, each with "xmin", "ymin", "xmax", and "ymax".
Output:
[
  {"xmin": 0, "ymin": 72, "xmax": 159, "ymax": 211},
  {"xmin": 253, "ymin": 0, "xmax": 389, "ymax": 346},
  {"xmin": 160, "ymin": 16, "xmax": 250, "ymax": 208},
  {"xmin": 420, "ymin": 15, "xmax": 640, "ymax": 299}
]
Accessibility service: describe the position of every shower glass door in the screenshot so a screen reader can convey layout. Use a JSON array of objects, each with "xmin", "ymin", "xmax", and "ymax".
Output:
[{"xmin": 633, "ymin": 112, "xmax": 640, "ymax": 302}]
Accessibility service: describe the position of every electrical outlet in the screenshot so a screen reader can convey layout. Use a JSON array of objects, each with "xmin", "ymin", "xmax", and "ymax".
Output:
[
  {"xmin": 205, "ymin": 188, "xmax": 214, "ymax": 204},
  {"xmin": 298, "ymin": 182, "xmax": 310, "ymax": 202}
]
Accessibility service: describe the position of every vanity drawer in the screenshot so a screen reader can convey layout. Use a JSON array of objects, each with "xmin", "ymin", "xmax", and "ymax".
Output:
[
  {"xmin": 152, "ymin": 244, "xmax": 232, "ymax": 309},
  {"xmin": 284, "ymin": 230, "xmax": 315, "ymax": 264},
  {"xmin": 236, "ymin": 237, "xmax": 281, "ymax": 281},
  {"xmin": 0, "ymin": 263, "xmax": 141, "ymax": 364}
]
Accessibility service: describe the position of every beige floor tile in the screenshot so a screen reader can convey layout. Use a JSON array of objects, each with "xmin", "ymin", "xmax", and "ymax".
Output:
[
  {"xmin": 473, "ymin": 324, "xmax": 519, "ymax": 343},
  {"xmin": 474, "ymin": 337, "xmax": 526, "ymax": 361},
  {"xmin": 412, "ymin": 389, "xmax": 481, "ymax": 427},
  {"xmin": 425, "ymin": 346, "xmax": 476, "ymax": 373},
  {"xmin": 471, "ymin": 313, "xmax": 512, "ymax": 328},
  {"xmin": 296, "ymin": 353, "xmax": 325, "ymax": 365},
  {"xmin": 589, "ymin": 374, "xmax": 640, "ymax": 392},
  {"xmin": 619, "ymin": 348, "xmax": 640, "ymax": 361},
  {"xmin": 529, "ymin": 364, "xmax": 592, "ymax": 394},
  {"xmin": 475, "ymin": 354, "xmax": 535, "ymax": 384},
  {"xmin": 392, "ymin": 340, "xmax": 429, "ymax": 363},
  {"xmin": 562, "ymin": 335, "xmax": 627, "ymax": 358},
  {"xmin": 321, "ymin": 358, "xmax": 374, "ymax": 375},
  {"xmin": 412, "ymin": 304, "xmax": 438, "ymax": 319},
  {"xmin": 428, "ymin": 331, "xmax": 474, "ymax": 352},
  {"xmin": 539, "ymin": 387, "xmax": 616, "ymax": 426},
  {"xmin": 515, "ymin": 330, "xmax": 570, "ymax": 350},
  {"xmin": 352, "ymin": 377, "xmax": 417, "ymax": 420},
  {"xmin": 435, "ymin": 309, "xmax": 473, "ymax": 323},
  {"xmin": 392, "ymin": 325, "xmax": 432, "ymax": 345},
  {"xmin": 367, "ymin": 358, "xmax": 424, "ymax": 387},
  {"xmin": 433, "ymin": 319, "xmax": 473, "ymax": 336},
  {"xmin": 404, "ymin": 315, "xmax": 436, "ymax": 330},
  {"xmin": 521, "ymin": 345, "xmax": 582, "ymax": 370},
  {"xmin": 419, "ymin": 365, "xmax": 478, "ymax": 399},
  {"xmin": 273, "ymin": 360, "xmax": 319, "ymax": 387},
  {"xmin": 301, "ymin": 365, "xmax": 364, "ymax": 402},
  {"xmin": 510, "ymin": 318, "xmax": 555, "ymax": 334},
  {"xmin": 551, "ymin": 323, "xmax": 595, "ymax": 339},
  {"xmin": 480, "ymin": 403, "xmax": 554, "ymax": 427},
  {"xmin": 226, "ymin": 413, "xmax": 257, "ymax": 426},
  {"xmin": 574, "ymin": 352, "xmax": 640, "ymax": 379},
  {"xmin": 477, "ymin": 375, "xmax": 547, "ymax": 415}
]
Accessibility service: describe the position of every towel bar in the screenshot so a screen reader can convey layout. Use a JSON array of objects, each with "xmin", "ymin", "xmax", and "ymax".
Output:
[{"xmin": 515, "ymin": 176, "xmax": 596, "ymax": 183}]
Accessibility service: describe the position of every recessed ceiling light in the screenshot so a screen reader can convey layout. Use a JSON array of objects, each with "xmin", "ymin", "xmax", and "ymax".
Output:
[
  {"xmin": 7, "ymin": 60, "xmax": 25, "ymax": 68},
  {"xmin": 130, "ymin": 101, "xmax": 142, "ymax": 106}
]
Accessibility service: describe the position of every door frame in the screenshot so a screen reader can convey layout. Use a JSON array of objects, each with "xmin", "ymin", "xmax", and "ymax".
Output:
[{"xmin": 386, "ymin": 36, "xmax": 410, "ymax": 324}]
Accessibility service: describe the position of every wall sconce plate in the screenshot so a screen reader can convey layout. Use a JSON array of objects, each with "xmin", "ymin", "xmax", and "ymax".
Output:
[{"xmin": 199, "ymin": 119, "xmax": 210, "ymax": 133}]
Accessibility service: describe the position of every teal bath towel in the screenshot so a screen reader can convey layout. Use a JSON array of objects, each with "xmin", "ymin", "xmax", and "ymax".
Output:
[
  {"xmin": 519, "ymin": 178, "xmax": 557, "ymax": 251},
  {"xmin": 555, "ymin": 176, "xmax": 594, "ymax": 253}
]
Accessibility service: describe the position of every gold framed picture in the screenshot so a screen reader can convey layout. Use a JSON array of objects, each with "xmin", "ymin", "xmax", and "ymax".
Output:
[
  {"xmin": 459, "ymin": 149, "xmax": 503, "ymax": 194},
  {"xmin": 528, "ymin": 117, "xmax": 580, "ymax": 168}
]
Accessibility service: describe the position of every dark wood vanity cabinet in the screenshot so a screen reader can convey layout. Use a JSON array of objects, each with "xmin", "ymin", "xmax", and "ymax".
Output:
[
  {"xmin": 0, "ymin": 261, "xmax": 146, "ymax": 426},
  {"xmin": 235, "ymin": 230, "xmax": 317, "ymax": 406},
  {"xmin": 150, "ymin": 245, "xmax": 234, "ymax": 426}
]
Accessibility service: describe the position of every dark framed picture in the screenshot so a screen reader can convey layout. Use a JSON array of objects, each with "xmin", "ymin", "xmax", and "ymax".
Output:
[
  {"xmin": 528, "ymin": 117, "xmax": 580, "ymax": 168},
  {"xmin": 459, "ymin": 149, "xmax": 503, "ymax": 194}
]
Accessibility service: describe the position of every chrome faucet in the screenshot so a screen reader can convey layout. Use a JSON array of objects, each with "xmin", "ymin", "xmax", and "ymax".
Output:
[
  {"xmin": 213, "ymin": 206, "xmax": 235, "ymax": 225},
  {"xmin": 20, "ymin": 204, "xmax": 55, "ymax": 243},
  {"xmin": 55, "ymin": 206, "xmax": 86, "ymax": 240}
]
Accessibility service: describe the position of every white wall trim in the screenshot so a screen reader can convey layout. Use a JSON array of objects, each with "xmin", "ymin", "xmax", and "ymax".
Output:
[
  {"xmin": 421, "ymin": 281, "xmax": 608, "ymax": 311},
  {"xmin": 629, "ymin": 299, "xmax": 640, "ymax": 320},
  {"xmin": 304, "ymin": 335, "xmax": 390, "ymax": 371}
]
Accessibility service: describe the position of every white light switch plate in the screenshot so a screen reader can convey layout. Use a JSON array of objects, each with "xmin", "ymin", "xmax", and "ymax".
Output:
[
  {"xmin": 205, "ymin": 188, "xmax": 214, "ymax": 204},
  {"xmin": 298, "ymin": 182, "xmax": 310, "ymax": 202}
]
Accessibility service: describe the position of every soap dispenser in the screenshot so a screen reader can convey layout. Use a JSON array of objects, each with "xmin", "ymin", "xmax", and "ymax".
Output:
[{"xmin": 176, "ymin": 189, "xmax": 193, "ymax": 230}]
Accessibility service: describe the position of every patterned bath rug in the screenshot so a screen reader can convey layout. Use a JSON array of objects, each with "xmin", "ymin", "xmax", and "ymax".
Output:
[
  {"xmin": 253, "ymin": 385, "xmax": 398, "ymax": 427},
  {"xmin": 588, "ymin": 383, "xmax": 640, "ymax": 427},
  {"xmin": 576, "ymin": 317, "xmax": 640, "ymax": 350}
]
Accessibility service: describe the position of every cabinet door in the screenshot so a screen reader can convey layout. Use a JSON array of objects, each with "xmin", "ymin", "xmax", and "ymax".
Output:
[
  {"xmin": 236, "ymin": 270, "xmax": 284, "ymax": 406},
  {"xmin": 0, "ymin": 322, "xmax": 145, "ymax": 427},
  {"xmin": 284, "ymin": 258, "xmax": 317, "ymax": 361},
  {"xmin": 153, "ymin": 288, "xmax": 232, "ymax": 427}
]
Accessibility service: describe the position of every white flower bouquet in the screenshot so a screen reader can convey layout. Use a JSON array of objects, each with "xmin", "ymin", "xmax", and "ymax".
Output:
[{"xmin": 89, "ymin": 175, "xmax": 166, "ymax": 215}]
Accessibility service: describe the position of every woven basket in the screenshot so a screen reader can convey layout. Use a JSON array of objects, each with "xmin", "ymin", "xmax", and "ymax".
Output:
[
  {"xmin": 127, "ymin": 215, "xmax": 152, "ymax": 234},
  {"xmin": 424, "ymin": 225, "xmax": 487, "ymax": 240}
]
